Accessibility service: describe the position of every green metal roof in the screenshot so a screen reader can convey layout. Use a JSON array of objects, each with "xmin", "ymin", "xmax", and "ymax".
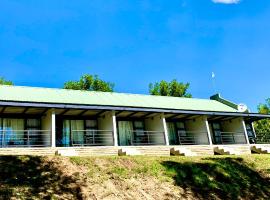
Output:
[{"xmin": 0, "ymin": 85, "xmax": 239, "ymax": 113}]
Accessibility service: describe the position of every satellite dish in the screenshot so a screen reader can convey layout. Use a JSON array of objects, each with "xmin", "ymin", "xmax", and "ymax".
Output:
[{"xmin": 238, "ymin": 103, "xmax": 248, "ymax": 112}]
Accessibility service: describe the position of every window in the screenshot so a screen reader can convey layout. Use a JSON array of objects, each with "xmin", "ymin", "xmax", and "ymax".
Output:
[{"xmin": 26, "ymin": 119, "xmax": 41, "ymax": 146}]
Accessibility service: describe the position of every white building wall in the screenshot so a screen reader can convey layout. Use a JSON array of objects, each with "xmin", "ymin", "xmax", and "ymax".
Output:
[
  {"xmin": 98, "ymin": 111, "xmax": 115, "ymax": 146},
  {"xmin": 145, "ymin": 114, "xmax": 166, "ymax": 144},
  {"xmin": 185, "ymin": 116, "xmax": 210, "ymax": 144},
  {"xmin": 221, "ymin": 117, "xmax": 247, "ymax": 144},
  {"xmin": 41, "ymin": 109, "xmax": 54, "ymax": 147}
]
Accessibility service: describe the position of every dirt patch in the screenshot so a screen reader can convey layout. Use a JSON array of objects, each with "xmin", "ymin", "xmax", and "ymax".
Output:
[{"xmin": 86, "ymin": 176, "xmax": 186, "ymax": 200}]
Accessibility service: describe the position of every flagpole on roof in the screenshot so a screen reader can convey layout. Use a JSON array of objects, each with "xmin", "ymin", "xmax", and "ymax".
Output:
[{"xmin": 211, "ymin": 72, "xmax": 217, "ymax": 94}]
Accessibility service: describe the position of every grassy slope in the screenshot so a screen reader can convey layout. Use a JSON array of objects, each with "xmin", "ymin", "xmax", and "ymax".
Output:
[{"xmin": 0, "ymin": 155, "xmax": 270, "ymax": 200}]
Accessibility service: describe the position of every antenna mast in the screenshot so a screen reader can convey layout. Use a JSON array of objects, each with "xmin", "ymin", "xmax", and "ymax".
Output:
[{"xmin": 212, "ymin": 72, "xmax": 217, "ymax": 93}]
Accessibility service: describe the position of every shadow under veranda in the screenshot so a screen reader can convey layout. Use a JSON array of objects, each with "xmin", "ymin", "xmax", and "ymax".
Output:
[
  {"xmin": 0, "ymin": 155, "xmax": 84, "ymax": 200},
  {"xmin": 162, "ymin": 157, "xmax": 270, "ymax": 200}
]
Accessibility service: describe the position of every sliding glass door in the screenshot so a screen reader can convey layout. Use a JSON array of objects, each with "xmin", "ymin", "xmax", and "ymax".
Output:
[
  {"xmin": 27, "ymin": 119, "xmax": 41, "ymax": 146},
  {"xmin": 1, "ymin": 118, "xmax": 24, "ymax": 146},
  {"xmin": 167, "ymin": 122, "xmax": 177, "ymax": 145},
  {"xmin": 211, "ymin": 123, "xmax": 222, "ymax": 144},
  {"xmin": 166, "ymin": 121, "xmax": 187, "ymax": 145},
  {"xmin": 61, "ymin": 119, "xmax": 98, "ymax": 146}
]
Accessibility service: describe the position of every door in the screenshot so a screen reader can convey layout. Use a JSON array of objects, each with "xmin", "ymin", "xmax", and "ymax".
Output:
[
  {"xmin": 166, "ymin": 122, "xmax": 177, "ymax": 145},
  {"xmin": 245, "ymin": 123, "xmax": 255, "ymax": 144},
  {"xmin": 26, "ymin": 119, "xmax": 41, "ymax": 146},
  {"xmin": 2, "ymin": 118, "xmax": 24, "ymax": 146},
  {"xmin": 133, "ymin": 121, "xmax": 145, "ymax": 144},
  {"xmin": 85, "ymin": 120, "xmax": 98, "ymax": 145},
  {"xmin": 176, "ymin": 122, "xmax": 189, "ymax": 144},
  {"xmin": 211, "ymin": 122, "xmax": 222, "ymax": 144}
]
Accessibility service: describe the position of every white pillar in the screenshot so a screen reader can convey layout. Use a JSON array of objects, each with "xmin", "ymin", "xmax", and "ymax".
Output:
[
  {"xmin": 251, "ymin": 122, "xmax": 257, "ymax": 137},
  {"xmin": 51, "ymin": 109, "xmax": 56, "ymax": 147},
  {"xmin": 242, "ymin": 120, "xmax": 250, "ymax": 144},
  {"xmin": 162, "ymin": 113, "xmax": 169, "ymax": 145},
  {"xmin": 205, "ymin": 118, "xmax": 213, "ymax": 145},
  {"xmin": 112, "ymin": 111, "xmax": 118, "ymax": 146}
]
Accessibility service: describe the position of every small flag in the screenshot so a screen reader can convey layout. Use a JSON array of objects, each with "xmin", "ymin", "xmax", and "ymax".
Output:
[{"xmin": 212, "ymin": 72, "xmax": 215, "ymax": 78}]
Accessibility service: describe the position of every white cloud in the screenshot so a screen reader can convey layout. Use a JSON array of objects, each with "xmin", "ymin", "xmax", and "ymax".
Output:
[{"xmin": 212, "ymin": 0, "xmax": 240, "ymax": 4}]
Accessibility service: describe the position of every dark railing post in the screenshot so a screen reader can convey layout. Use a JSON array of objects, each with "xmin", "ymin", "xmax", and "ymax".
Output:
[
  {"xmin": 163, "ymin": 132, "xmax": 166, "ymax": 145},
  {"xmin": 232, "ymin": 133, "xmax": 235, "ymax": 144},
  {"xmin": 93, "ymin": 131, "xmax": 95, "ymax": 145},
  {"xmin": 27, "ymin": 131, "xmax": 30, "ymax": 147},
  {"xmin": 147, "ymin": 132, "xmax": 150, "ymax": 144},
  {"xmin": 71, "ymin": 131, "xmax": 73, "ymax": 147},
  {"xmin": 1, "ymin": 131, "xmax": 4, "ymax": 147},
  {"xmin": 112, "ymin": 130, "xmax": 115, "ymax": 146},
  {"xmin": 130, "ymin": 131, "xmax": 133, "ymax": 145}
]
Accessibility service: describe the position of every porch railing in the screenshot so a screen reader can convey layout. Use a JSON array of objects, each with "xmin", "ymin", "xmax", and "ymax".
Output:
[
  {"xmin": 0, "ymin": 130, "xmax": 51, "ymax": 147},
  {"xmin": 127, "ymin": 130, "xmax": 166, "ymax": 146},
  {"xmin": 248, "ymin": 135, "xmax": 270, "ymax": 144},
  {"xmin": 214, "ymin": 132, "xmax": 247, "ymax": 145},
  {"xmin": 178, "ymin": 132, "xmax": 210, "ymax": 145},
  {"xmin": 71, "ymin": 130, "xmax": 114, "ymax": 146}
]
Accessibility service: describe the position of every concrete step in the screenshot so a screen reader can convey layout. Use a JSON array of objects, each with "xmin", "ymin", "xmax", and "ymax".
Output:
[
  {"xmin": 0, "ymin": 148, "xmax": 55, "ymax": 156},
  {"xmin": 214, "ymin": 145, "xmax": 251, "ymax": 155},
  {"xmin": 118, "ymin": 146, "xmax": 170, "ymax": 156},
  {"xmin": 170, "ymin": 145, "xmax": 214, "ymax": 156},
  {"xmin": 251, "ymin": 145, "xmax": 270, "ymax": 154},
  {"xmin": 56, "ymin": 147, "xmax": 119, "ymax": 156}
]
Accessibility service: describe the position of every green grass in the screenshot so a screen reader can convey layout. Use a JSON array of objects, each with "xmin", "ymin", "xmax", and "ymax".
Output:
[
  {"xmin": 70, "ymin": 155, "xmax": 270, "ymax": 199},
  {"xmin": 0, "ymin": 155, "xmax": 270, "ymax": 199}
]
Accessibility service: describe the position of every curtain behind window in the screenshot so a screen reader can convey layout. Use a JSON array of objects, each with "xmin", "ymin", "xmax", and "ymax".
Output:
[
  {"xmin": 118, "ymin": 121, "xmax": 133, "ymax": 146},
  {"xmin": 3, "ymin": 119, "xmax": 24, "ymax": 146},
  {"xmin": 71, "ymin": 120, "xmax": 84, "ymax": 145},
  {"xmin": 62, "ymin": 120, "xmax": 71, "ymax": 146}
]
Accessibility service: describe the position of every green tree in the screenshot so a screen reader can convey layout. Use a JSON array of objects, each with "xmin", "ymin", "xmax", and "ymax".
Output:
[
  {"xmin": 0, "ymin": 77, "xmax": 13, "ymax": 85},
  {"xmin": 149, "ymin": 79, "xmax": 192, "ymax": 98},
  {"xmin": 254, "ymin": 99, "xmax": 270, "ymax": 138},
  {"xmin": 63, "ymin": 74, "xmax": 114, "ymax": 92}
]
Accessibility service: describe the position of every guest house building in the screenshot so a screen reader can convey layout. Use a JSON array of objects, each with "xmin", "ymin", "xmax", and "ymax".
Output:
[{"xmin": 0, "ymin": 85, "xmax": 269, "ymax": 156}]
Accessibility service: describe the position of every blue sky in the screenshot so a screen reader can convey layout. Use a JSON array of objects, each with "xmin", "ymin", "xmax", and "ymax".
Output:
[{"xmin": 0, "ymin": 0, "xmax": 270, "ymax": 111}]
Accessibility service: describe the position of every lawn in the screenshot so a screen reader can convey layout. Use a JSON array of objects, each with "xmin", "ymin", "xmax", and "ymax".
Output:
[{"xmin": 0, "ymin": 155, "xmax": 270, "ymax": 199}]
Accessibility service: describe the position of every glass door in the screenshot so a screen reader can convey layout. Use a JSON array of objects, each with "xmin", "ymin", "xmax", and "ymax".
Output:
[
  {"xmin": 176, "ymin": 122, "xmax": 188, "ymax": 144},
  {"xmin": 26, "ymin": 119, "xmax": 41, "ymax": 146},
  {"xmin": 246, "ymin": 123, "xmax": 255, "ymax": 144},
  {"xmin": 133, "ymin": 121, "xmax": 145, "ymax": 144},
  {"xmin": 85, "ymin": 120, "xmax": 98, "ymax": 145},
  {"xmin": 211, "ymin": 123, "xmax": 222, "ymax": 144},
  {"xmin": 166, "ymin": 122, "xmax": 177, "ymax": 145},
  {"xmin": 2, "ymin": 119, "xmax": 24, "ymax": 146}
]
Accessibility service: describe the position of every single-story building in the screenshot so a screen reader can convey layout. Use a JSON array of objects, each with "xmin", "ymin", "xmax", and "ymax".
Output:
[{"xmin": 0, "ymin": 85, "xmax": 269, "ymax": 156}]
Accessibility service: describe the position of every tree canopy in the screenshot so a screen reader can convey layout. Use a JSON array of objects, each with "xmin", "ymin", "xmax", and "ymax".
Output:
[
  {"xmin": 149, "ymin": 79, "xmax": 192, "ymax": 98},
  {"xmin": 254, "ymin": 99, "xmax": 270, "ymax": 136},
  {"xmin": 63, "ymin": 74, "xmax": 114, "ymax": 92},
  {"xmin": 0, "ymin": 77, "xmax": 13, "ymax": 85}
]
